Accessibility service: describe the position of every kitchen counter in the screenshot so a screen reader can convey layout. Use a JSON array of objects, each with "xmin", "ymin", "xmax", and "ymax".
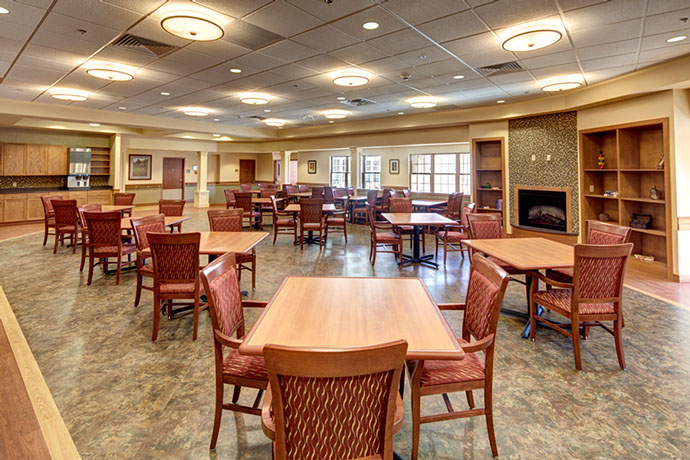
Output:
[{"xmin": 0, "ymin": 186, "xmax": 112, "ymax": 194}]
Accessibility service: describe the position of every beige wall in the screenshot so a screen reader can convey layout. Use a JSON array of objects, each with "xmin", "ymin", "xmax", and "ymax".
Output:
[
  {"xmin": 0, "ymin": 127, "xmax": 110, "ymax": 147},
  {"xmin": 218, "ymin": 152, "xmax": 274, "ymax": 183},
  {"xmin": 124, "ymin": 149, "xmax": 201, "ymax": 186}
]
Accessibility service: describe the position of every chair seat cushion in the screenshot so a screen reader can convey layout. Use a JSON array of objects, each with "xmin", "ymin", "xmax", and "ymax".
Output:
[
  {"xmin": 93, "ymin": 243, "xmax": 136, "ymax": 255},
  {"xmin": 223, "ymin": 348, "xmax": 268, "ymax": 381},
  {"xmin": 140, "ymin": 263, "xmax": 154, "ymax": 276},
  {"xmin": 159, "ymin": 282, "xmax": 204, "ymax": 295},
  {"xmin": 275, "ymin": 218, "xmax": 295, "ymax": 226},
  {"xmin": 533, "ymin": 289, "xmax": 615, "ymax": 315},
  {"xmin": 57, "ymin": 225, "xmax": 77, "ymax": 232},
  {"xmin": 408, "ymin": 340, "xmax": 484, "ymax": 387},
  {"xmin": 437, "ymin": 230, "xmax": 468, "ymax": 242},
  {"xmin": 302, "ymin": 222, "xmax": 323, "ymax": 230},
  {"xmin": 376, "ymin": 232, "xmax": 401, "ymax": 243},
  {"xmin": 548, "ymin": 268, "xmax": 574, "ymax": 283},
  {"xmin": 243, "ymin": 211, "xmax": 261, "ymax": 218},
  {"xmin": 326, "ymin": 216, "xmax": 346, "ymax": 224}
]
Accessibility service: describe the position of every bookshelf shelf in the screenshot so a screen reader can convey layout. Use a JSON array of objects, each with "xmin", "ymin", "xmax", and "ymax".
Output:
[{"xmin": 472, "ymin": 137, "xmax": 505, "ymax": 233}]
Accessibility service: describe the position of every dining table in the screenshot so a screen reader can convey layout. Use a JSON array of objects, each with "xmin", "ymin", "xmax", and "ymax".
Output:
[
  {"xmin": 381, "ymin": 213, "xmax": 457, "ymax": 268},
  {"xmin": 411, "ymin": 199, "xmax": 447, "ymax": 210},
  {"xmin": 287, "ymin": 192, "xmax": 312, "ymax": 198},
  {"xmin": 335, "ymin": 195, "xmax": 367, "ymax": 222},
  {"xmin": 120, "ymin": 215, "xmax": 190, "ymax": 231},
  {"xmin": 102, "ymin": 204, "xmax": 135, "ymax": 214},
  {"xmin": 283, "ymin": 203, "xmax": 337, "ymax": 244}
]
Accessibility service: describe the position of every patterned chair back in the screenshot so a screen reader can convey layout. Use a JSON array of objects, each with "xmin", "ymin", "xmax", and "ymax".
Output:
[
  {"xmin": 462, "ymin": 256, "xmax": 510, "ymax": 341},
  {"xmin": 323, "ymin": 187, "xmax": 334, "ymax": 202},
  {"xmin": 300, "ymin": 199, "xmax": 324, "ymax": 224},
  {"xmin": 200, "ymin": 253, "xmax": 244, "ymax": 345},
  {"xmin": 261, "ymin": 188, "xmax": 276, "ymax": 198},
  {"xmin": 389, "ymin": 197, "xmax": 413, "ymax": 213},
  {"xmin": 148, "ymin": 232, "xmax": 200, "ymax": 283},
  {"xmin": 52, "ymin": 200, "xmax": 79, "ymax": 228},
  {"xmin": 445, "ymin": 193, "xmax": 463, "ymax": 219},
  {"xmin": 78, "ymin": 203, "xmax": 102, "ymax": 227},
  {"xmin": 83, "ymin": 211, "xmax": 122, "ymax": 248},
  {"xmin": 131, "ymin": 214, "xmax": 166, "ymax": 251},
  {"xmin": 467, "ymin": 213, "xmax": 502, "ymax": 239},
  {"xmin": 587, "ymin": 220, "xmax": 632, "ymax": 245},
  {"xmin": 298, "ymin": 185, "xmax": 309, "ymax": 193},
  {"xmin": 311, "ymin": 187, "xmax": 324, "ymax": 199},
  {"xmin": 381, "ymin": 189, "xmax": 393, "ymax": 210},
  {"xmin": 234, "ymin": 192, "xmax": 254, "ymax": 214},
  {"xmin": 286, "ymin": 186, "xmax": 298, "ymax": 195},
  {"xmin": 402, "ymin": 189, "xmax": 411, "ymax": 198},
  {"xmin": 263, "ymin": 340, "xmax": 408, "ymax": 460},
  {"xmin": 460, "ymin": 202, "xmax": 476, "ymax": 227},
  {"xmin": 224, "ymin": 189, "xmax": 236, "ymax": 207},
  {"xmin": 333, "ymin": 188, "xmax": 344, "ymax": 198},
  {"xmin": 271, "ymin": 195, "xmax": 281, "ymax": 214},
  {"xmin": 113, "ymin": 193, "xmax": 135, "ymax": 206},
  {"xmin": 208, "ymin": 209, "xmax": 243, "ymax": 232},
  {"xmin": 366, "ymin": 190, "xmax": 378, "ymax": 207},
  {"xmin": 240, "ymin": 183, "xmax": 252, "ymax": 192},
  {"xmin": 41, "ymin": 195, "xmax": 63, "ymax": 216},
  {"xmin": 158, "ymin": 200, "xmax": 185, "ymax": 217},
  {"xmin": 572, "ymin": 243, "xmax": 633, "ymax": 304},
  {"xmin": 346, "ymin": 187, "xmax": 355, "ymax": 196}
]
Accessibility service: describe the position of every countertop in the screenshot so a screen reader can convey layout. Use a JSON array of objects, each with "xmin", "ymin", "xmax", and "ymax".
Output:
[{"xmin": 0, "ymin": 186, "xmax": 113, "ymax": 194}]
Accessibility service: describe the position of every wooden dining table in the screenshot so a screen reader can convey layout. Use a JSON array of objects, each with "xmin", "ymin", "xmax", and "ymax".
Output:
[
  {"xmin": 120, "ymin": 215, "xmax": 190, "ymax": 231},
  {"xmin": 412, "ymin": 199, "xmax": 447, "ymax": 209},
  {"xmin": 102, "ymin": 204, "xmax": 135, "ymax": 214},
  {"xmin": 283, "ymin": 203, "xmax": 337, "ymax": 213},
  {"xmin": 335, "ymin": 195, "xmax": 367, "ymax": 222},
  {"xmin": 287, "ymin": 192, "xmax": 312, "ymax": 198},
  {"xmin": 381, "ymin": 213, "xmax": 457, "ymax": 268}
]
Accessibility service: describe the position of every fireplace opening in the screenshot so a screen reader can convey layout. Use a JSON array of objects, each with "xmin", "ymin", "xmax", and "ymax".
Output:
[{"xmin": 518, "ymin": 189, "xmax": 568, "ymax": 232}]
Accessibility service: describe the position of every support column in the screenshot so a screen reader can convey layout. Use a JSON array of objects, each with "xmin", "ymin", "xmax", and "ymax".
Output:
[
  {"xmin": 350, "ymin": 146, "xmax": 361, "ymax": 193},
  {"xmin": 281, "ymin": 151, "xmax": 291, "ymax": 187},
  {"xmin": 109, "ymin": 134, "xmax": 124, "ymax": 192},
  {"xmin": 194, "ymin": 151, "xmax": 210, "ymax": 208}
]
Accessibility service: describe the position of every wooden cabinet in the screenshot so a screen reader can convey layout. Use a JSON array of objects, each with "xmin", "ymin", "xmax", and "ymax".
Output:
[
  {"xmin": 2, "ymin": 144, "xmax": 26, "ymax": 176},
  {"xmin": 4, "ymin": 194, "xmax": 27, "ymax": 222},
  {"xmin": 0, "ymin": 143, "xmax": 69, "ymax": 176},
  {"xmin": 46, "ymin": 145, "xmax": 68, "ymax": 175},
  {"xmin": 471, "ymin": 137, "xmax": 506, "ymax": 234},
  {"xmin": 26, "ymin": 195, "xmax": 45, "ymax": 220},
  {"xmin": 86, "ymin": 190, "xmax": 111, "ymax": 205},
  {"xmin": 0, "ymin": 200, "xmax": 4, "ymax": 223},
  {"xmin": 67, "ymin": 191, "xmax": 87, "ymax": 207},
  {"xmin": 25, "ymin": 144, "xmax": 47, "ymax": 176}
]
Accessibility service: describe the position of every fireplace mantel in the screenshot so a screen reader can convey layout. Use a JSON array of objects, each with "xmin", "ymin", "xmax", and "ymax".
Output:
[{"xmin": 514, "ymin": 185, "xmax": 573, "ymax": 233}]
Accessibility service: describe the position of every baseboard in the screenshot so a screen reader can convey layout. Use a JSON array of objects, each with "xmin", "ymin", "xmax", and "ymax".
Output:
[{"xmin": 673, "ymin": 274, "xmax": 690, "ymax": 283}]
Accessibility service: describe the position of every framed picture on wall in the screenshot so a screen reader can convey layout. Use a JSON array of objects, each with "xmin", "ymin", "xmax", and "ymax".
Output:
[
  {"xmin": 129, "ymin": 154, "xmax": 152, "ymax": 180},
  {"xmin": 389, "ymin": 159, "xmax": 400, "ymax": 175},
  {"xmin": 308, "ymin": 160, "xmax": 317, "ymax": 174}
]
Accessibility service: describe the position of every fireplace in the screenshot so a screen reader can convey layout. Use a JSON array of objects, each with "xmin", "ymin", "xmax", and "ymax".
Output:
[{"xmin": 517, "ymin": 187, "xmax": 570, "ymax": 233}]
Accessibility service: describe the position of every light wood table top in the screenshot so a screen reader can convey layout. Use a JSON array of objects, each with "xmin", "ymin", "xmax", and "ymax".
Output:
[
  {"xmin": 240, "ymin": 276, "xmax": 464, "ymax": 360},
  {"xmin": 101, "ymin": 205, "xmax": 134, "ymax": 212},
  {"xmin": 412, "ymin": 199, "xmax": 447, "ymax": 208},
  {"xmin": 335, "ymin": 195, "xmax": 367, "ymax": 201},
  {"xmin": 120, "ymin": 215, "xmax": 190, "ymax": 230},
  {"xmin": 199, "ymin": 231, "xmax": 269, "ymax": 255},
  {"xmin": 288, "ymin": 192, "xmax": 312, "ymax": 198},
  {"xmin": 381, "ymin": 212, "xmax": 457, "ymax": 226},
  {"xmin": 284, "ymin": 203, "xmax": 337, "ymax": 213},
  {"xmin": 252, "ymin": 197, "xmax": 274, "ymax": 205},
  {"xmin": 463, "ymin": 237, "xmax": 574, "ymax": 271}
]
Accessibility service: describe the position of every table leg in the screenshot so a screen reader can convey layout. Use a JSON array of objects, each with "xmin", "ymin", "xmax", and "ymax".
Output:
[{"xmin": 399, "ymin": 225, "xmax": 438, "ymax": 268}]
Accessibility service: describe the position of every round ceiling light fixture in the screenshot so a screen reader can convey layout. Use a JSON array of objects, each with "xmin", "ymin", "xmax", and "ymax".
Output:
[
  {"xmin": 229, "ymin": 68, "xmax": 242, "ymax": 73},
  {"xmin": 452, "ymin": 74, "xmax": 465, "ymax": 80},
  {"xmin": 331, "ymin": 69, "xmax": 371, "ymax": 87},
  {"xmin": 667, "ymin": 35, "xmax": 687, "ymax": 43},
  {"xmin": 540, "ymin": 75, "xmax": 583, "ymax": 92},
  {"xmin": 502, "ymin": 26, "xmax": 562, "ymax": 52},
  {"xmin": 407, "ymin": 96, "xmax": 438, "ymax": 108},
  {"xmin": 85, "ymin": 62, "xmax": 134, "ymax": 81},
  {"xmin": 0, "ymin": 7, "xmax": 10, "ymax": 14},
  {"xmin": 263, "ymin": 118, "xmax": 285, "ymax": 127},
  {"xmin": 239, "ymin": 92, "xmax": 271, "ymax": 105},
  {"xmin": 49, "ymin": 88, "xmax": 89, "ymax": 101},
  {"xmin": 160, "ymin": 91, "xmax": 170, "ymax": 96},
  {"xmin": 160, "ymin": 8, "xmax": 225, "ymax": 41},
  {"xmin": 89, "ymin": 123, "xmax": 101, "ymax": 127},
  {"xmin": 322, "ymin": 109, "xmax": 349, "ymax": 119},
  {"xmin": 362, "ymin": 21, "xmax": 379, "ymax": 30},
  {"xmin": 182, "ymin": 107, "xmax": 210, "ymax": 116}
]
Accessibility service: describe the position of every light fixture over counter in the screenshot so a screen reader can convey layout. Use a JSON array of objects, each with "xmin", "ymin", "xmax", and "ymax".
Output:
[
  {"xmin": 50, "ymin": 88, "xmax": 89, "ymax": 101},
  {"xmin": 331, "ymin": 69, "xmax": 371, "ymax": 87},
  {"xmin": 160, "ymin": 6, "xmax": 226, "ymax": 41},
  {"xmin": 239, "ymin": 92, "xmax": 271, "ymax": 105},
  {"xmin": 182, "ymin": 107, "xmax": 210, "ymax": 116},
  {"xmin": 85, "ymin": 61, "xmax": 134, "ymax": 81},
  {"xmin": 407, "ymin": 96, "xmax": 438, "ymax": 108}
]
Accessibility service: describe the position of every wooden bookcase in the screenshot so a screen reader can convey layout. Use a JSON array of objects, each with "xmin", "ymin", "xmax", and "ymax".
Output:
[
  {"xmin": 471, "ymin": 137, "xmax": 506, "ymax": 227},
  {"xmin": 90, "ymin": 147, "xmax": 110, "ymax": 175},
  {"xmin": 579, "ymin": 118, "xmax": 672, "ymax": 278}
]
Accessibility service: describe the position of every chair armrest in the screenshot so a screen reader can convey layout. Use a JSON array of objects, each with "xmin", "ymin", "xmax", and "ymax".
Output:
[
  {"xmin": 529, "ymin": 271, "xmax": 574, "ymax": 289},
  {"xmin": 437, "ymin": 303, "xmax": 466, "ymax": 311},
  {"xmin": 261, "ymin": 387, "xmax": 276, "ymax": 441},
  {"xmin": 459, "ymin": 334, "xmax": 494, "ymax": 353},
  {"xmin": 374, "ymin": 223, "xmax": 392, "ymax": 230},
  {"xmin": 242, "ymin": 300, "xmax": 268, "ymax": 308},
  {"xmin": 214, "ymin": 330, "xmax": 243, "ymax": 348}
]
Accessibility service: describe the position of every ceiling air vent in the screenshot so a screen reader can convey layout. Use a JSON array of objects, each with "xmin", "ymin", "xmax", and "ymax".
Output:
[
  {"xmin": 340, "ymin": 98, "xmax": 376, "ymax": 107},
  {"xmin": 110, "ymin": 34, "xmax": 180, "ymax": 58},
  {"xmin": 475, "ymin": 61, "xmax": 524, "ymax": 77},
  {"xmin": 247, "ymin": 115, "xmax": 266, "ymax": 120}
]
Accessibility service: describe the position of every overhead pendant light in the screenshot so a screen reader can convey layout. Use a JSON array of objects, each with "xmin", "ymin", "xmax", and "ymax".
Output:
[
  {"xmin": 453, "ymin": 75, "xmax": 465, "ymax": 80},
  {"xmin": 85, "ymin": 62, "xmax": 134, "ymax": 81},
  {"xmin": 667, "ymin": 35, "xmax": 687, "ymax": 43},
  {"xmin": 160, "ymin": 7, "xmax": 225, "ymax": 41},
  {"xmin": 362, "ymin": 22, "xmax": 379, "ymax": 30},
  {"xmin": 322, "ymin": 109, "xmax": 349, "ymax": 119},
  {"xmin": 264, "ymin": 118, "xmax": 285, "ymax": 127},
  {"xmin": 182, "ymin": 107, "xmax": 210, "ymax": 116},
  {"xmin": 332, "ymin": 69, "xmax": 371, "ymax": 87},
  {"xmin": 50, "ymin": 88, "xmax": 89, "ymax": 101},
  {"xmin": 239, "ymin": 92, "xmax": 271, "ymax": 105},
  {"xmin": 0, "ymin": 7, "xmax": 10, "ymax": 14},
  {"xmin": 540, "ymin": 75, "xmax": 583, "ymax": 92},
  {"xmin": 502, "ymin": 25, "xmax": 562, "ymax": 52},
  {"xmin": 407, "ymin": 96, "xmax": 438, "ymax": 108}
]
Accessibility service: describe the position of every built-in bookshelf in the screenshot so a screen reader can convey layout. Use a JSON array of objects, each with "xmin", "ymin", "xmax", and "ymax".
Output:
[
  {"xmin": 579, "ymin": 118, "xmax": 672, "ymax": 278},
  {"xmin": 471, "ymin": 137, "xmax": 505, "ymax": 231},
  {"xmin": 90, "ymin": 147, "xmax": 110, "ymax": 175}
]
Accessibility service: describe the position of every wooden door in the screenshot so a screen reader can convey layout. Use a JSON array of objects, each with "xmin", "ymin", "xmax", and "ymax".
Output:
[
  {"xmin": 27, "ymin": 195, "xmax": 44, "ymax": 220},
  {"xmin": 25, "ymin": 144, "xmax": 47, "ymax": 175},
  {"xmin": 2, "ymin": 144, "xmax": 26, "ymax": 176},
  {"xmin": 163, "ymin": 157, "xmax": 184, "ymax": 200},
  {"xmin": 46, "ymin": 145, "xmax": 68, "ymax": 175},
  {"xmin": 4, "ymin": 195, "xmax": 27, "ymax": 222},
  {"xmin": 239, "ymin": 159, "xmax": 255, "ymax": 184}
]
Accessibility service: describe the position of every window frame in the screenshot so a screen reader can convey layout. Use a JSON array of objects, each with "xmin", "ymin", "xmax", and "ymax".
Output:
[
  {"xmin": 329, "ymin": 155, "xmax": 351, "ymax": 188},
  {"xmin": 408, "ymin": 152, "xmax": 471, "ymax": 194},
  {"xmin": 361, "ymin": 155, "xmax": 382, "ymax": 190}
]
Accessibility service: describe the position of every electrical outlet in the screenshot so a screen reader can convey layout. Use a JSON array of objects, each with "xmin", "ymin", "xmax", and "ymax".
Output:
[
  {"xmin": 589, "ymin": 185, "xmax": 594, "ymax": 192},
  {"xmin": 531, "ymin": 154, "xmax": 536, "ymax": 161}
]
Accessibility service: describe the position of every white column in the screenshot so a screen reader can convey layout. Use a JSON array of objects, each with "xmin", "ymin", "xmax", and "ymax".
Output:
[
  {"xmin": 109, "ymin": 134, "xmax": 123, "ymax": 192},
  {"xmin": 194, "ymin": 150, "xmax": 210, "ymax": 208},
  {"xmin": 350, "ymin": 146, "xmax": 361, "ymax": 193},
  {"xmin": 281, "ymin": 151, "xmax": 291, "ymax": 187}
]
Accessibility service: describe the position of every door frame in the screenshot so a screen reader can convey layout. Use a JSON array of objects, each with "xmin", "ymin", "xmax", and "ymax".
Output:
[
  {"xmin": 239, "ymin": 159, "xmax": 256, "ymax": 184},
  {"xmin": 162, "ymin": 157, "xmax": 185, "ymax": 199}
]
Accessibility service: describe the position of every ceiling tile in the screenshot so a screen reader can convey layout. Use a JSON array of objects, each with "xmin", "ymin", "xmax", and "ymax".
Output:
[
  {"xmin": 363, "ymin": 56, "xmax": 412, "ymax": 75},
  {"xmin": 581, "ymin": 53, "xmax": 638, "ymax": 71},
  {"xmin": 232, "ymin": 51, "xmax": 289, "ymax": 71},
  {"xmin": 641, "ymin": 29, "xmax": 690, "ymax": 51},
  {"xmin": 260, "ymin": 40, "xmax": 321, "ymax": 62},
  {"xmin": 185, "ymin": 39, "xmax": 251, "ymax": 61},
  {"xmin": 0, "ymin": 1, "xmax": 46, "ymax": 26},
  {"xmin": 638, "ymin": 43, "xmax": 690, "ymax": 65},
  {"xmin": 564, "ymin": 0, "xmax": 645, "ymax": 30},
  {"xmin": 414, "ymin": 58, "xmax": 469, "ymax": 77},
  {"xmin": 0, "ymin": 20, "xmax": 37, "ymax": 42},
  {"xmin": 6, "ymin": 64, "xmax": 66, "ymax": 85},
  {"xmin": 571, "ymin": 19, "xmax": 643, "ymax": 48},
  {"xmin": 460, "ymin": 49, "xmax": 516, "ymax": 68},
  {"xmin": 30, "ymin": 29, "xmax": 103, "ymax": 56},
  {"xmin": 519, "ymin": 50, "xmax": 579, "ymax": 69},
  {"xmin": 222, "ymin": 20, "xmax": 284, "ymax": 50},
  {"xmin": 101, "ymin": 0, "xmax": 166, "ymax": 15},
  {"xmin": 244, "ymin": 1, "xmax": 324, "ymax": 37},
  {"xmin": 394, "ymin": 45, "xmax": 452, "ymax": 67},
  {"xmin": 576, "ymin": 39, "xmax": 639, "ymax": 60},
  {"xmin": 0, "ymin": 83, "xmax": 43, "ymax": 100},
  {"xmin": 487, "ymin": 71, "xmax": 534, "ymax": 85},
  {"xmin": 586, "ymin": 65, "xmax": 635, "ymax": 83},
  {"xmin": 295, "ymin": 54, "xmax": 347, "ymax": 73},
  {"xmin": 149, "ymin": 49, "xmax": 225, "ymax": 75},
  {"xmin": 416, "ymin": 10, "xmax": 489, "ymax": 43},
  {"xmin": 381, "ymin": 0, "xmax": 469, "ymax": 26},
  {"xmin": 331, "ymin": 6, "xmax": 408, "ymax": 41},
  {"xmin": 52, "ymin": 0, "xmax": 141, "ymax": 29},
  {"xmin": 268, "ymin": 63, "xmax": 318, "ymax": 79},
  {"xmin": 644, "ymin": 7, "xmax": 690, "ymax": 36},
  {"xmin": 292, "ymin": 26, "xmax": 360, "ymax": 52},
  {"xmin": 93, "ymin": 46, "xmax": 159, "ymax": 67},
  {"xmin": 193, "ymin": 0, "xmax": 273, "ymax": 19},
  {"xmin": 367, "ymin": 28, "xmax": 431, "ymax": 55},
  {"xmin": 530, "ymin": 62, "xmax": 582, "ymax": 79},
  {"xmin": 474, "ymin": 0, "xmax": 558, "ymax": 29},
  {"xmin": 330, "ymin": 42, "xmax": 388, "ymax": 65},
  {"xmin": 443, "ymin": 32, "xmax": 503, "ymax": 57},
  {"xmin": 13, "ymin": 0, "xmax": 54, "ymax": 9},
  {"xmin": 555, "ymin": 0, "xmax": 609, "ymax": 12},
  {"xmin": 284, "ymin": 0, "xmax": 374, "ymax": 22},
  {"xmin": 127, "ymin": 16, "xmax": 192, "ymax": 47},
  {"xmin": 647, "ymin": 0, "xmax": 690, "ymax": 15}
]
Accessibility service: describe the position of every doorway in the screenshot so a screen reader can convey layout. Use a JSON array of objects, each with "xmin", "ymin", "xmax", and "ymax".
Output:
[
  {"xmin": 239, "ymin": 159, "xmax": 255, "ymax": 184},
  {"xmin": 162, "ymin": 157, "xmax": 184, "ymax": 200},
  {"xmin": 290, "ymin": 159, "xmax": 298, "ymax": 185},
  {"xmin": 274, "ymin": 160, "xmax": 281, "ymax": 183}
]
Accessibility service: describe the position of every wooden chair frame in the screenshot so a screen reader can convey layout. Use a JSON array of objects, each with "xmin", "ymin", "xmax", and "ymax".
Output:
[
  {"xmin": 223, "ymin": 189, "xmax": 236, "ymax": 209},
  {"xmin": 130, "ymin": 213, "xmax": 166, "ymax": 307},
  {"xmin": 366, "ymin": 205, "xmax": 403, "ymax": 268},
  {"xmin": 235, "ymin": 192, "xmax": 262, "ymax": 230},
  {"xmin": 325, "ymin": 196, "xmax": 349, "ymax": 243},
  {"xmin": 78, "ymin": 203, "xmax": 102, "ymax": 272},
  {"xmin": 40, "ymin": 195, "xmax": 62, "ymax": 246},
  {"xmin": 51, "ymin": 200, "xmax": 80, "ymax": 254},
  {"xmin": 271, "ymin": 196, "xmax": 297, "ymax": 244},
  {"xmin": 299, "ymin": 198, "xmax": 325, "ymax": 250},
  {"xmin": 158, "ymin": 199, "xmax": 186, "ymax": 232},
  {"xmin": 389, "ymin": 197, "xmax": 425, "ymax": 253},
  {"xmin": 435, "ymin": 202, "xmax": 475, "ymax": 265},
  {"xmin": 208, "ymin": 209, "xmax": 257, "ymax": 290},
  {"xmin": 113, "ymin": 192, "xmax": 135, "ymax": 217},
  {"xmin": 82, "ymin": 210, "xmax": 135, "ymax": 286}
]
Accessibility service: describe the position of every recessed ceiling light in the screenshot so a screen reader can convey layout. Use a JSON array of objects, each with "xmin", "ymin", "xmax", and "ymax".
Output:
[
  {"xmin": 160, "ymin": 8, "xmax": 225, "ymax": 41},
  {"xmin": 264, "ymin": 109, "xmax": 271, "ymax": 112},
  {"xmin": 322, "ymin": 109, "xmax": 349, "ymax": 119},
  {"xmin": 337, "ymin": 96, "xmax": 346, "ymax": 100},
  {"xmin": 331, "ymin": 69, "xmax": 371, "ymax": 87},
  {"xmin": 218, "ymin": 136, "xmax": 232, "ymax": 141},
  {"xmin": 49, "ymin": 88, "xmax": 89, "ymax": 101},
  {"xmin": 182, "ymin": 107, "xmax": 210, "ymax": 116},
  {"xmin": 239, "ymin": 92, "xmax": 271, "ymax": 105},
  {"xmin": 419, "ymin": 54, "xmax": 427, "ymax": 59},
  {"xmin": 328, "ymin": 120, "xmax": 335, "ymax": 123},
  {"xmin": 453, "ymin": 75, "xmax": 465, "ymax": 80},
  {"xmin": 160, "ymin": 91, "xmax": 171, "ymax": 96},
  {"xmin": 0, "ymin": 7, "xmax": 9, "ymax": 14},
  {"xmin": 89, "ymin": 123, "xmax": 101, "ymax": 127},
  {"xmin": 502, "ymin": 26, "xmax": 562, "ymax": 52},
  {"xmin": 398, "ymin": 112, "xmax": 404, "ymax": 115},
  {"xmin": 407, "ymin": 96, "xmax": 438, "ymax": 108},
  {"xmin": 362, "ymin": 21, "xmax": 379, "ymax": 30},
  {"xmin": 118, "ymin": 106, "xmax": 127, "ymax": 110},
  {"xmin": 183, "ymin": 135, "xmax": 194, "ymax": 139},
  {"xmin": 213, "ymin": 118, "xmax": 220, "ymax": 121},
  {"xmin": 667, "ymin": 35, "xmax": 687, "ymax": 43},
  {"xmin": 85, "ymin": 62, "xmax": 134, "ymax": 81},
  {"xmin": 496, "ymin": 100, "xmax": 506, "ymax": 103},
  {"xmin": 264, "ymin": 118, "xmax": 285, "ymax": 127},
  {"xmin": 213, "ymin": 133, "xmax": 220, "ymax": 137},
  {"xmin": 229, "ymin": 68, "xmax": 242, "ymax": 73},
  {"xmin": 540, "ymin": 75, "xmax": 583, "ymax": 92}
]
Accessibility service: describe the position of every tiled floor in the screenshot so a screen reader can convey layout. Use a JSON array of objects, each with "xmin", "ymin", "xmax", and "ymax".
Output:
[{"xmin": 1, "ymin": 210, "xmax": 689, "ymax": 459}]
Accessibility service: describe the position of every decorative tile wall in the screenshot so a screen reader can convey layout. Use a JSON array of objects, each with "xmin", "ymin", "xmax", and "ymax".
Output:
[
  {"xmin": 0, "ymin": 176, "xmax": 65, "ymax": 189},
  {"xmin": 508, "ymin": 111, "xmax": 579, "ymax": 233}
]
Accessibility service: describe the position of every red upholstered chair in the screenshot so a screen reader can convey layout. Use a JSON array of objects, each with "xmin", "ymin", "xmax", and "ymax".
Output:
[
  {"xmin": 130, "ymin": 214, "xmax": 166, "ymax": 308},
  {"xmin": 259, "ymin": 189, "xmax": 275, "ymax": 222},
  {"xmin": 298, "ymin": 184, "xmax": 309, "ymax": 193},
  {"xmin": 271, "ymin": 196, "xmax": 297, "ymax": 244},
  {"xmin": 332, "ymin": 188, "xmax": 344, "ymax": 198},
  {"xmin": 158, "ymin": 199, "xmax": 185, "ymax": 232},
  {"xmin": 299, "ymin": 199, "xmax": 325, "ymax": 250},
  {"xmin": 224, "ymin": 189, "xmax": 236, "ymax": 209},
  {"xmin": 51, "ymin": 199, "xmax": 80, "ymax": 254},
  {"xmin": 113, "ymin": 192, "xmax": 135, "ymax": 217},
  {"xmin": 435, "ymin": 201, "xmax": 476, "ymax": 265},
  {"xmin": 235, "ymin": 192, "xmax": 262, "ymax": 229},
  {"xmin": 148, "ymin": 232, "xmax": 206, "ymax": 341},
  {"xmin": 261, "ymin": 340, "xmax": 408, "ymax": 460},
  {"xmin": 208, "ymin": 209, "xmax": 257, "ymax": 290},
  {"xmin": 325, "ymin": 196, "xmax": 349, "ymax": 243},
  {"xmin": 381, "ymin": 189, "xmax": 393, "ymax": 212},
  {"xmin": 285, "ymin": 185, "xmax": 298, "ymax": 203},
  {"xmin": 240, "ymin": 183, "xmax": 252, "ymax": 192},
  {"xmin": 346, "ymin": 187, "xmax": 355, "ymax": 196},
  {"xmin": 311, "ymin": 186, "xmax": 324, "ymax": 199},
  {"xmin": 200, "ymin": 253, "xmax": 269, "ymax": 450},
  {"xmin": 402, "ymin": 189, "xmax": 411, "ymax": 198},
  {"xmin": 78, "ymin": 203, "xmax": 102, "ymax": 272},
  {"xmin": 367, "ymin": 205, "xmax": 403, "ymax": 267},
  {"xmin": 323, "ymin": 186, "xmax": 334, "ymax": 203},
  {"xmin": 83, "ymin": 211, "xmax": 136, "ymax": 285},
  {"xmin": 407, "ymin": 256, "xmax": 510, "ymax": 459},
  {"xmin": 41, "ymin": 195, "xmax": 62, "ymax": 246},
  {"xmin": 529, "ymin": 243, "xmax": 634, "ymax": 371},
  {"xmin": 390, "ymin": 197, "xmax": 424, "ymax": 252}
]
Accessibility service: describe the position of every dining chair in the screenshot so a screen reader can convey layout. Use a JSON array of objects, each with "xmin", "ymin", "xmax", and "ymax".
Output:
[
  {"xmin": 224, "ymin": 189, "xmax": 236, "ymax": 209},
  {"xmin": 208, "ymin": 209, "xmax": 257, "ymax": 290},
  {"xmin": 435, "ymin": 201, "xmax": 476, "ymax": 265},
  {"xmin": 332, "ymin": 188, "xmax": 344, "ymax": 198},
  {"xmin": 261, "ymin": 340, "xmax": 408, "ymax": 460},
  {"xmin": 240, "ymin": 183, "xmax": 252, "ymax": 192},
  {"xmin": 234, "ymin": 192, "xmax": 262, "ymax": 229},
  {"xmin": 346, "ymin": 187, "xmax": 355, "ymax": 196},
  {"xmin": 298, "ymin": 184, "xmax": 309, "ymax": 193},
  {"xmin": 299, "ymin": 198, "xmax": 325, "ymax": 250},
  {"xmin": 323, "ymin": 186, "xmax": 334, "ymax": 203},
  {"xmin": 148, "ymin": 231, "xmax": 206, "ymax": 341},
  {"xmin": 381, "ymin": 189, "xmax": 393, "ymax": 212},
  {"xmin": 130, "ymin": 213, "xmax": 166, "ymax": 308},
  {"xmin": 529, "ymin": 243, "xmax": 634, "ymax": 371},
  {"xmin": 285, "ymin": 185, "xmax": 298, "ymax": 203},
  {"xmin": 311, "ymin": 186, "xmax": 324, "ymax": 199},
  {"xmin": 78, "ymin": 203, "xmax": 102, "ymax": 272},
  {"xmin": 259, "ymin": 189, "xmax": 275, "ymax": 222},
  {"xmin": 402, "ymin": 189, "xmax": 411, "ymax": 198},
  {"xmin": 200, "ymin": 253, "xmax": 270, "ymax": 450},
  {"xmin": 407, "ymin": 255, "xmax": 510, "ymax": 459},
  {"xmin": 271, "ymin": 196, "xmax": 297, "ymax": 244},
  {"xmin": 82, "ymin": 210, "xmax": 136, "ymax": 286},
  {"xmin": 325, "ymin": 196, "xmax": 349, "ymax": 243},
  {"xmin": 113, "ymin": 192, "xmax": 135, "ymax": 217},
  {"xmin": 366, "ymin": 205, "xmax": 403, "ymax": 267},
  {"xmin": 390, "ymin": 197, "xmax": 424, "ymax": 252},
  {"xmin": 40, "ymin": 195, "xmax": 62, "ymax": 246},
  {"xmin": 158, "ymin": 199, "xmax": 186, "ymax": 232},
  {"xmin": 52, "ymin": 199, "xmax": 80, "ymax": 254}
]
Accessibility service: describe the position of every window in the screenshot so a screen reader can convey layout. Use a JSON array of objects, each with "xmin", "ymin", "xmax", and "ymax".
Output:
[
  {"xmin": 409, "ymin": 153, "xmax": 471, "ymax": 194},
  {"xmin": 362, "ymin": 155, "xmax": 381, "ymax": 189},
  {"xmin": 330, "ymin": 156, "xmax": 350, "ymax": 187}
]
